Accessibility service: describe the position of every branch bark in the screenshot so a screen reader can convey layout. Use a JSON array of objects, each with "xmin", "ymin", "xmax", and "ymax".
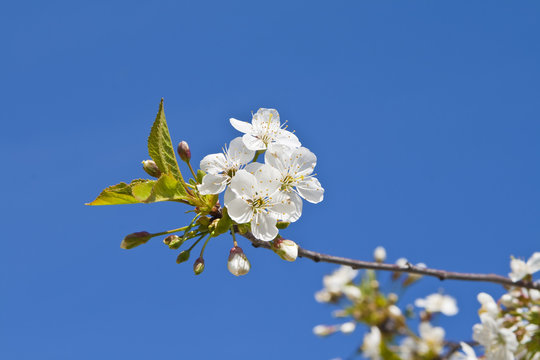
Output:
[{"xmin": 239, "ymin": 231, "xmax": 540, "ymax": 291}]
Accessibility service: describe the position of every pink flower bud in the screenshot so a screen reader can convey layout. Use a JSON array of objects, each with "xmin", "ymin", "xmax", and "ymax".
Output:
[
  {"xmin": 177, "ymin": 141, "xmax": 191, "ymax": 162},
  {"xmin": 141, "ymin": 160, "xmax": 161, "ymax": 178},
  {"xmin": 193, "ymin": 257, "xmax": 205, "ymax": 275},
  {"xmin": 120, "ymin": 231, "xmax": 152, "ymax": 249}
]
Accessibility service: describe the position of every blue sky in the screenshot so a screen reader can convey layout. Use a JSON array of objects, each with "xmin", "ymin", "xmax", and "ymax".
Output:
[{"xmin": 1, "ymin": 1, "xmax": 539, "ymax": 359}]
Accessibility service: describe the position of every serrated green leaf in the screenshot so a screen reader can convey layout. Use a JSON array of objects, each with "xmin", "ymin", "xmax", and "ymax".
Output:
[
  {"xmin": 132, "ymin": 180, "xmax": 156, "ymax": 201},
  {"xmin": 148, "ymin": 99, "xmax": 184, "ymax": 182},
  {"xmin": 86, "ymin": 179, "xmax": 153, "ymax": 205},
  {"xmin": 145, "ymin": 173, "xmax": 188, "ymax": 203}
]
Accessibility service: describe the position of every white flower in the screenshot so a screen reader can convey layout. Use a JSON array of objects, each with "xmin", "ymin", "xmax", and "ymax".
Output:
[
  {"xmin": 230, "ymin": 108, "xmax": 301, "ymax": 151},
  {"xmin": 417, "ymin": 322, "xmax": 445, "ymax": 356},
  {"xmin": 388, "ymin": 305, "xmax": 402, "ymax": 317},
  {"xmin": 509, "ymin": 252, "xmax": 540, "ymax": 282},
  {"xmin": 313, "ymin": 324, "xmax": 336, "ymax": 337},
  {"xmin": 477, "ymin": 292, "xmax": 500, "ymax": 319},
  {"xmin": 264, "ymin": 144, "xmax": 324, "ymax": 211},
  {"xmin": 362, "ymin": 326, "xmax": 382, "ymax": 360},
  {"xmin": 315, "ymin": 266, "xmax": 359, "ymax": 303},
  {"xmin": 530, "ymin": 289, "xmax": 540, "ymax": 302},
  {"xmin": 227, "ymin": 246, "xmax": 250, "ymax": 276},
  {"xmin": 396, "ymin": 258, "xmax": 409, "ymax": 268},
  {"xmin": 197, "ymin": 137, "xmax": 255, "ymax": 195},
  {"xmin": 373, "ymin": 246, "xmax": 387, "ymax": 263},
  {"xmin": 450, "ymin": 342, "xmax": 478, "ymax": 360},
  {"xmin": 340, "ymin": 321, "xmax": 356, "ymax": 334},
  {"xmin": 414, "ymin": 293, "xmax": 458, "ymax": 316},
  {"xmin": 473, "ymin": 314, "xmax": 518, "ymax": 360},
  {"xmin": 224, "ymin": 167, "xmax": 295, "ymax": 241}
]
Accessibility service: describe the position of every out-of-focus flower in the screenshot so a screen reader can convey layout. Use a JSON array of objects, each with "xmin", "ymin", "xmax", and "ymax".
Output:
[
  {"xmin": 313, "ymin": 324, "xmax": 337, "ymax": 337},
  {"xmin": 230, "ymin": 108, "xmax": 301, "ymax": 151},
  {"xmin": 315, "ymin": 266, "xmax": 359, "ymax": 303},
  {"xmin": 477, "ymin": 292, "xmax": 499, "ymax": 319},
  {"xmin": 340, "ymin": 322, "xmax": 356, "ymax": 334},
  {"xmin": 362, "ymin": 326, "xmax": 382, "ymax": 360},
  {"xmin": 399, "ymin": 322, "xmax": 445, "ymax": 359},
  {"xmin": 473, "ymin": 314, "xmax": 518, "ymax": 360},
  {"xmin": 509, "ymin": 252, "xmax": 540, "ymax": 282},
  {"xmin": 414, "ymin": 293, "xmax": 458, "ymax": 316},
  {"xmin": 373, "ymin": 246, "xmax": 387, "ymax": 263},
  {"xmin": 450, "ymin": 342, "xmax": 478, "ymax": 360}
]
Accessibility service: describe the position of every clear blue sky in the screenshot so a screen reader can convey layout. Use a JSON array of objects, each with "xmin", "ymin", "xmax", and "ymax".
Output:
[{"xmin": 1, "ymin": 1, "xmax": 539, "ymax": 359}]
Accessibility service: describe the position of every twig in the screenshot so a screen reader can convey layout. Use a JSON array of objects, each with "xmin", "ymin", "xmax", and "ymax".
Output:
[{"xmin": 238, "ymin": 231, "xmax": 540, "ymax": 291}]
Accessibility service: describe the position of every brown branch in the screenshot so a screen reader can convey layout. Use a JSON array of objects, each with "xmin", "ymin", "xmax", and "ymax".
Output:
[{"xmin": 239, "ymin": 231, "xmax": 540, "ymax": 291}]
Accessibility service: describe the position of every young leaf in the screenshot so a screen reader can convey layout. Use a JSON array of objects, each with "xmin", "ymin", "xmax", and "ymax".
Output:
[
  {"xmin": 213, "ymin": 208, "xmax": 233, "ymax": 236},
  {"xmin": 148, "ymin": 99, "xmax": 184, "ymax": 182},
  {"xmin": 145, "ymin": 173, "xmax": 189, "ymax": 203},
  {"xmin": 86, "ymin": 179, "xmax": 154, "ymax": 205}
]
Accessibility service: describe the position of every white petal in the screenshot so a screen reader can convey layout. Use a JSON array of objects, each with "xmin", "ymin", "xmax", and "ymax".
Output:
[
  {"xmin": 526, "ymin": 252, "xmax": 540, "ymax": 274},
  {"xmin": 275, "ymin": 129, "xmax": 301, "ymax": 148},
  {"xmin": 242, "ymin": 134, "xmax": 266, "ymax": 151},
  {"xmin": 229, "ymin": 169, "xmax": 256, "ymax": 199},
  {"xmin": 200, "ymin": 153, "xmax": 227, "ymax": 174},
  {"xmin": 291, "ymin": 147, "xmax": 317, "ymax": 177},
  {"xmin": 226, "ymin": 198, "xmax": 253, "ymax": 224},
  {"xmin": 280, "ymin": 191, "xmax": 302, "ymax": 222},
  {"xmin": 252, "ymin": 108, "xmax": 280, "ymax": 128},
  {"xmin": 509, "ymin": 258, "xmax": 528, "ymax": 282},
  {"xmin": 197, "ymin": 174, "xmax": 228, "ymax": 195},
  {"xmin": 228, "ymin": 137, "xmax": 255, "ymax": 165},
  {"xmin": 244, "ymin": 162, "xmax": 264, "ymax": 175},
  {"xmin": 297, "ymin": 177, "xmax": 324, "ymax": 203},
  {"xmin": 251, "ymin": 212, "xmax": 278, "ymax": 241},
  {"xmin": 270, "ymin": 191, "xmax": 298, "ymax": 222},
  {"xmin": 224, "ymin": 187, "xmax": 237, "ymax": 207},
  {"xmin": 253, "ymin": 164, "xmax": 281, "ymax": 196},
  {"xmin": 265, "ymin": 143, "xmax": 294, "ymax": 173},
  {"xmin": 229, "ymin": 118, "xmax": 253, "ymax": 134}
]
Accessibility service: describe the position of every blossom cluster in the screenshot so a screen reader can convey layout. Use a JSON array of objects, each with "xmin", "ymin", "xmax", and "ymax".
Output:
[
  {"xmin": 313, "ymin": 249, "xmax": 540, "ymax": 360},
  {"xmin": 197, "ymin": 108, "xmax": 324, "ymax": 241}
]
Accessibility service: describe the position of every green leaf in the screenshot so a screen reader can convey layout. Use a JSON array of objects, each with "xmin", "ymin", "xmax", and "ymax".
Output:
[
  {"xmin": 86, "ymin": 179, "xmax": 154, "ymax": 205},
  {"xmin": 148, "ymin": 99, "xmax": 184, "ymax": 182},
  {"xmin": 145, "ymin": 173, "xmax": 188, "ymax": 203}
]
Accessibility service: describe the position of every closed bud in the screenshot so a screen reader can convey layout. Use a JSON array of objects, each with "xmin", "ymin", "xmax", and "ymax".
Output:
[
  {"xmin": 227, "ymin": 246, "xmax": 251, "ymax": 276},
  {"xmin": 177, "ymin": 141, "xmax": 191, "ymax": 162},
  {"xmin": 373, "ymin": 246, "xmax": 387, "ymax": 263},
  {"xmin": 164, "ymin": 235, "xmax": 185, "ymax": 250},
  {"xmin": 271, "ymin": 238, "xmax": 298, "ymax": 262},
  {"xmin": 141, "ymin": 160, "xmax": 161, "ymax": 178},
  {"xmin": 193, "ymin": 257, "xmax": 205, "ymax": 275},
  {"xmin": 120, "ymin": 231, "xmax": 152, "ymax": 249},
  {"xmin": 276, "ymin": 221, "xmax": 290, "ymax": 229},
  {"xmin": 176, "ymin": 250, "xmax": 190, "ymax": 264}
]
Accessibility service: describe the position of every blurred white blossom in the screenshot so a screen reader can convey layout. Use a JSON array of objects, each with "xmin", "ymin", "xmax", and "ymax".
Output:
[
  {"xmin": 509, "ymin": 252, "xmax": 540, "ymax": 282},
  {"xmin": 362, "ymin": 327, "xmax": 382, "ymax": 360},
  {"xmin": 415, "ymin": 293, "xmax": 458, "ymax": 316}
]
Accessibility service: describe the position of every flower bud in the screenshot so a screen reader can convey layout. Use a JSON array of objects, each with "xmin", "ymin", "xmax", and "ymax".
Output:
[
  {"xmin": 340, "ymin": 321, "xmax": 356, "ymax": 334},
  {"xmin": 271, "ymin": 239, "xmax": 298, "ymax": 262},
  {"xmin": 164, "ymin": 235, "xmax": 185, "ymax": 250},
  {"xmin": 193, "ymin": 257, "xmax": 205, "ymax": 275},
  {"xmin": 276, "ymin": 221, "xmax": 290, "ymax": 230},
  {"xmin": 177, "ymin": 141, "xmax": 191, "ymax": 162},
  {"xmin": 120, "ymin": 231, "xmax": 151, "ymax": 249},
  {"xmin": 141, "ymin": 160, "xmax": 161, "ymax": 178},
  {"xmin": 373, "ymin": 246, "xmax": 387, "ymax": 263},
  {"xmin": 227, "ymin": 246, "xmax": 251, "ymax": 276},
  {"xmin": 313, "ymin": 325, "xmax": 336, "ymax": 337},
  {"xmin": 176, "ymin": 250, "xmax": 190, "ymax": 264}
]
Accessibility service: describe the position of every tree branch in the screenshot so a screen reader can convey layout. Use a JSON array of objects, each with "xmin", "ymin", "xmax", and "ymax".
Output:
[{"xmin": 239, "ymin": 231, "xmax": 540, "ymax": 291}]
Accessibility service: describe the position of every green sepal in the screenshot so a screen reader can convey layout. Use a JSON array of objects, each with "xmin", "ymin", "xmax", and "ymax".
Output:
[
  {"xmin": 86, "ymin": 179, "xmax": 154, "ymax": 205},
  {"xmin": 147, "ymin": 99, "xmax": 184, "ymax": 182},
  {"xmin": 276, "ymin": 221, "xmax": 290, "ymax": 229},
  {"xmin": 213, "ymin": 208, "xmax": 233, "ymax": 236},
  {"xmin": 236, "ymin": 223, "xmax": 250, "ymax": 235},
  {"xmin": 196, "ymin": 169, "xmax": 206, "ymax": 183}
]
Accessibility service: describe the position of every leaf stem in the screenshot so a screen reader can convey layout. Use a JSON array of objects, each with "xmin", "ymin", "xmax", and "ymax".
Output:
[
  {"xmin": 252, "ymin": 150, "xmax": 265, "ymax": 162},
  {"xmin": 152, "ymin": 226, "xmax": 190, "ymax": 237},
  {"xmin": 187, "ymin": 161, "xmax": 198, "ymax": 182}
]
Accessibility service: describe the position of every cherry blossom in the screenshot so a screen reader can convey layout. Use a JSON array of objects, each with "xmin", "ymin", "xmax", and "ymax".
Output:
[
  {"xmin": 197, "ymin": 137, "xmax": 254, "ymax": 195},
  {"xmin": 362, "ymin": 327, "xmax": 382, "ymax": 360},
  {"xmin": 229, "ymin": 108, "xmax": 301, "ymax": 151},
  {"xmin": 414, "ymin": 293, "xmax": 459, "ymax": 316},
  {"xmin": 473, "ymin": 314, "xmax": 518, "ymax": 360},
  {"xmin": 224, "ymin": 167, "xmax": 295, "ymax": 241},
  {"xmin": 509, "ymin": 252, "xmax": 540, "ymax": 282}
]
